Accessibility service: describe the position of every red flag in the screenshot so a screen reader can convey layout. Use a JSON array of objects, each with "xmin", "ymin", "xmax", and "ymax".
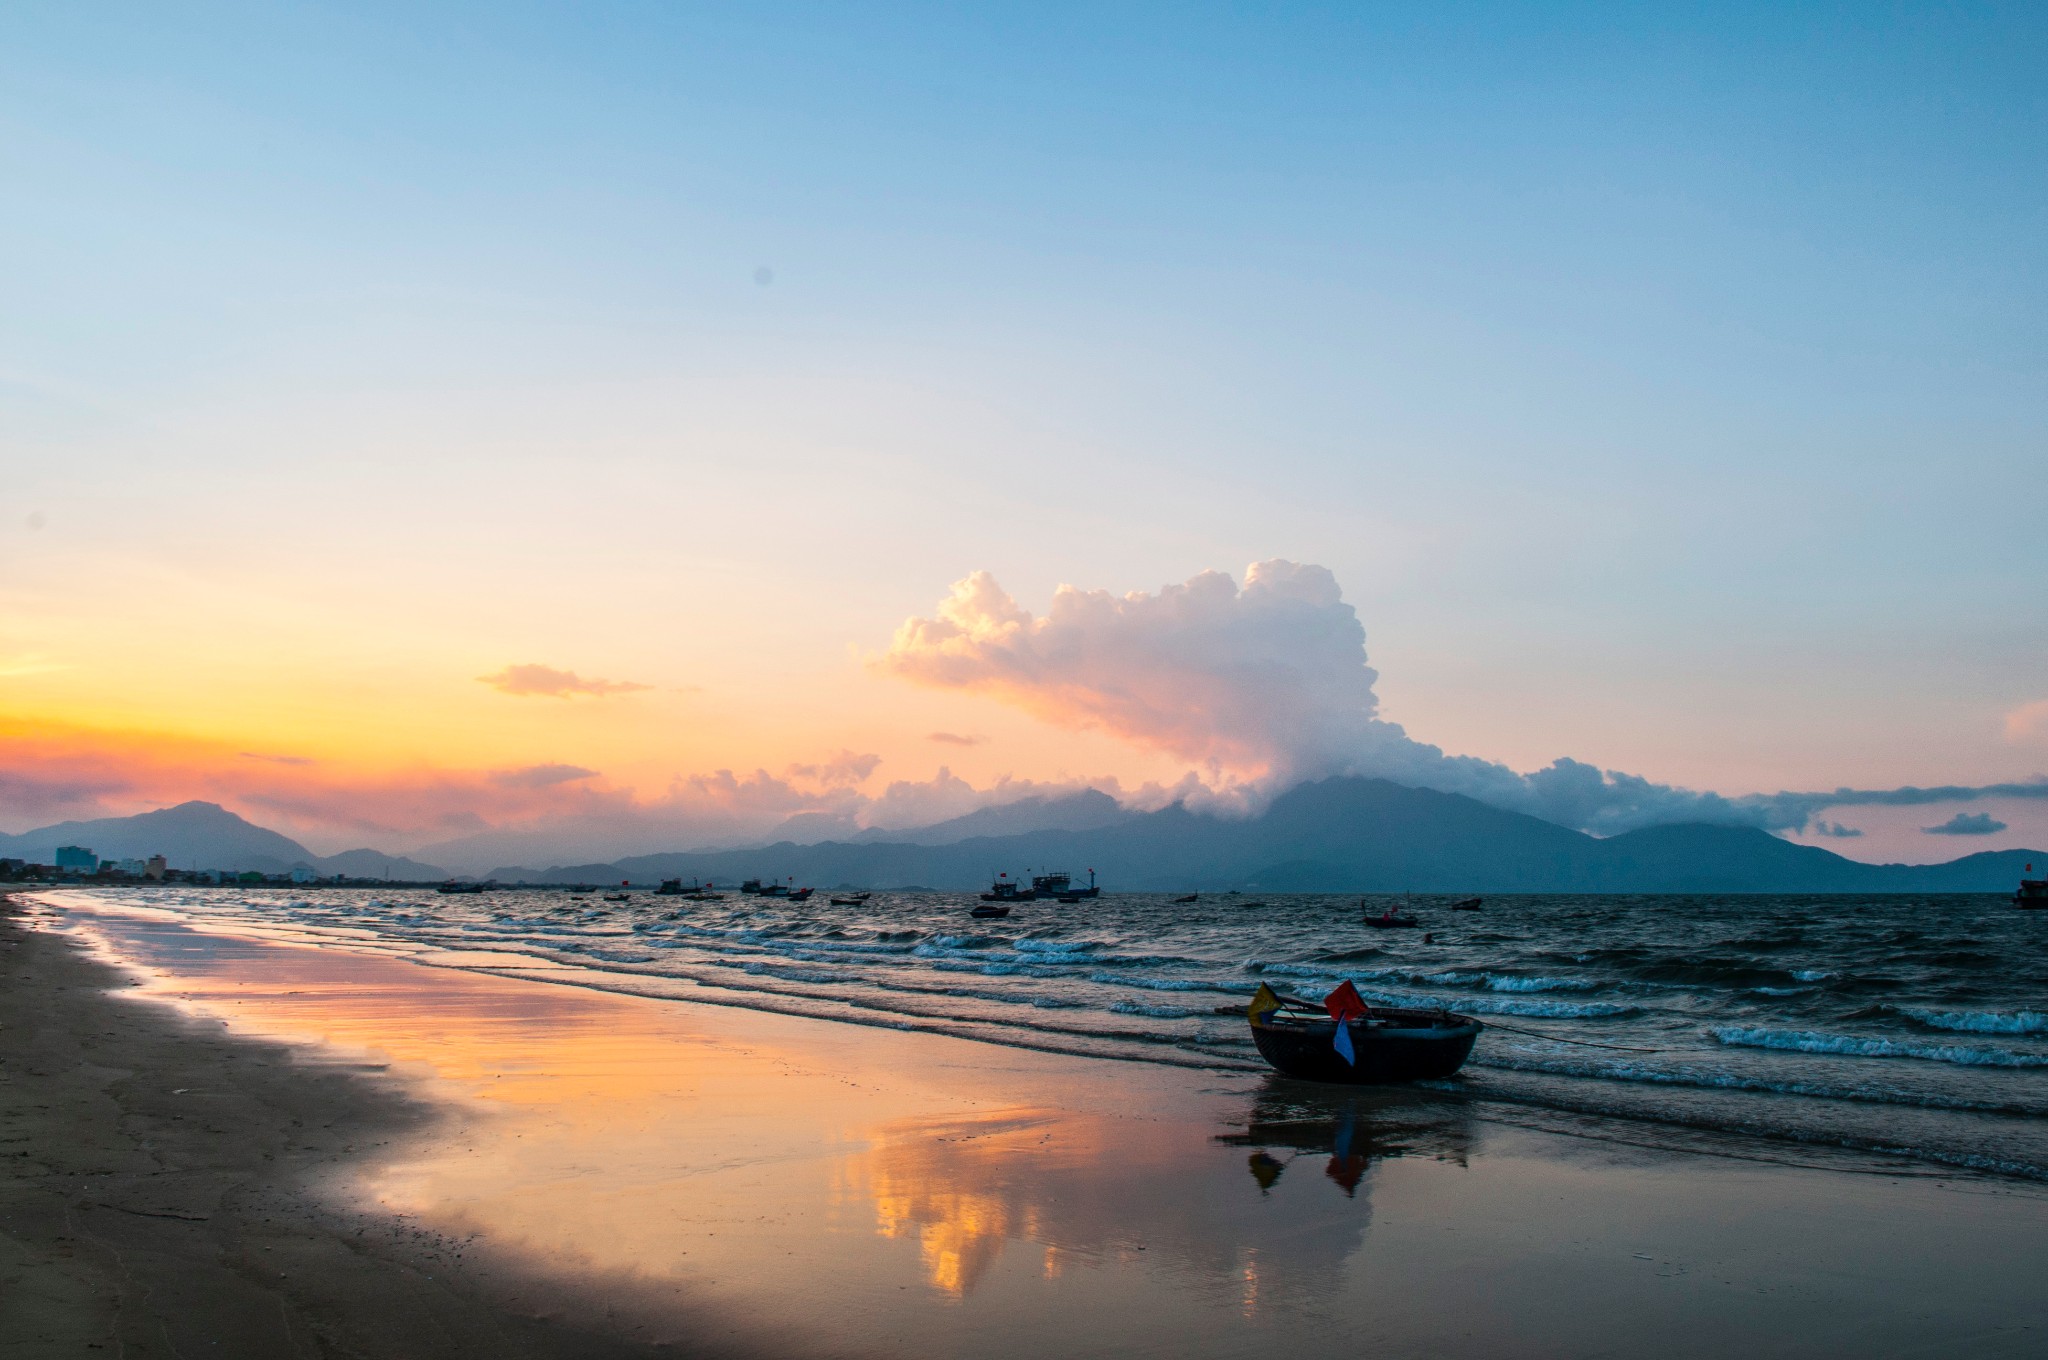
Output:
[{"xmin": 1324, "ymin": 980, "xmax": 1369, "ymax": 1023}]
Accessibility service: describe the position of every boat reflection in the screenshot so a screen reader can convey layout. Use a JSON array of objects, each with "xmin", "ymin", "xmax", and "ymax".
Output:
[{"xmin": 1215, "ymin": 1080, "xmax": 1477, "ymax": 1198}]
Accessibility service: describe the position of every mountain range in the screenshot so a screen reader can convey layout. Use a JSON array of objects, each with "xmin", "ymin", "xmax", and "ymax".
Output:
[
  {"xmin": 499, "ymin": 778, "xmax": 2036, "ymax": 894},
  {"xmin": 0, "ymin": 802, "xmax": 450, "ymax": 880},
  {"xmin": 2, "ymin": 782, "xmax": 2037, "ymax": 894}
]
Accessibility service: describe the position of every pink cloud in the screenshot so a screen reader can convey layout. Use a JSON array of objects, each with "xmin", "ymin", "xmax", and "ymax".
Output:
[
  {"xmin": 2006, "ymin": 699, "xmax": 2048, "ymax": 743},
  {"xmin": 877, "ymin": 561, "xmax": 1381, "ymax": 781},
  {"xmin": 478, "ymin": 664, "xmax": 651, "ymax": 698}
]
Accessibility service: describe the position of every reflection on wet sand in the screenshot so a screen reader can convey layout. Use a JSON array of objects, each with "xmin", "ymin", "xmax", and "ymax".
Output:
[
  {"xmin": 58, "ymin": 909, "xmax": 1399, "ymax": 1342},
  {"xmin": 1218, "ymin": 1082, "xmax": 1477, "ymax": 1199},
  {"xmin": 46, "ymin": 902, "xmax": 2048, "ymax": 1360}
]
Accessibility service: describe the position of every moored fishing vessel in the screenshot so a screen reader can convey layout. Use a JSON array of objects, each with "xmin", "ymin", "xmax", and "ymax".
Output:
[
  {"xmin": 1032, "ymin": 870, "xmax": 1098, "ymax": 898},
  {"xmin": 1245, "ymin": 984, "xmax": 1481, "ymax": 1084},
  {"xmin": 2017, "ymin": 871, "xmax": 2047, "ymax": 909},
  {"xmin": 980, "ymin": 873, "xmax": 1034, "ymax": 902}
]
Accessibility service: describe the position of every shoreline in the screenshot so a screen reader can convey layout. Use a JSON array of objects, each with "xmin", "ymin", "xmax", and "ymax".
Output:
[
  {"xmin": 0, "ymin": 896, "xmax": 777, "ymax": 1358},
  {"xmin": 10, "ymin": 891, "xmax": 2048, "ymax": 1357}
]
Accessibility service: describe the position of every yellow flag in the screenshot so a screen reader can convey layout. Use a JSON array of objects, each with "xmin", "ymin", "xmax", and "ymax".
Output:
[{"xmin": 1248, "ymin": 982, "xmax": 1282, "ymax": 1022}]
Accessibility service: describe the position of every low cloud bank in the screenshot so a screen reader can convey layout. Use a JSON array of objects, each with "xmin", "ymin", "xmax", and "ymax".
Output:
[
  {"xmin": 1924, "ymin": 811, "xmax": 2008, "ymax": 836},
  {"xmin": 0, "ymin": 717, "xmax": 1133, "ymax": 873},
  {"xmin": 880, "ymin": 561, "xmax": 2047, "ymax": 836}
]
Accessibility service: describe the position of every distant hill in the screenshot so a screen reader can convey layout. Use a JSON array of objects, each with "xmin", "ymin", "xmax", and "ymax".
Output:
[
  {"xmin": 11, "ymin": 781, "xmax": 2037, "ymax": 892},
  {"xmin": 0, "ymin": 802, "xmax": 447, "ymax": 879},
  {"xmin": 856, "ymin": 790, "xmax": 1133, "ymax": 845},
  {"xmin": 500, "ymin": 778, "xmax": 2042, "ymax": 894},
  {"xmin": 0, "ymin": 801, "xmax": 317, "ymax": 874},
  {"xmin": 314, "ymin": 848, "xmax": 451, "ymax": 881}
]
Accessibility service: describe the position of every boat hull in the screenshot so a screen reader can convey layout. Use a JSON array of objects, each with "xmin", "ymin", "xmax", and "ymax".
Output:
[{"xmin": 1250, "ymin": 1011, "xmax": 1480, "ymax": 1084}]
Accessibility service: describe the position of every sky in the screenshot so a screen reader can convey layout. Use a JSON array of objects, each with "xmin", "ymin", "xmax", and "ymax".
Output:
[{"xmin": 2, "ymin": 2, "xmax": 2044, "ymax": 865}]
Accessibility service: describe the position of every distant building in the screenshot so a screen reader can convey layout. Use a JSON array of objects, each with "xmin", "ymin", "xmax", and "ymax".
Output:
[
  {"xmin": 146, "ymin": 855, "xmax": 167, "ymax": 881},
  {"xmin": 115, "ymin": 858, "xmax": 147, "ymax": 876},
  {"xmin": 54, "ymin": 845, "xmax": 97, "ymax": 872},
  {"xmin": 288, "ymin": 865, "xmax": 317, "ymax": 884}
]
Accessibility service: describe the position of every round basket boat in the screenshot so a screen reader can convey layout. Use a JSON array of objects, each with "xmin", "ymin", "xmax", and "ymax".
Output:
[{"xmin": 1249, "ymin": 1004, "xmax": 1482, "ymax": 1084}]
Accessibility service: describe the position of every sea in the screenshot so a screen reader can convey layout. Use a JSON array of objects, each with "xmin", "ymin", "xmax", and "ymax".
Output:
[{"xmin": 35, "ymin": 885, "xmax": 2048, "ymax": 1182}]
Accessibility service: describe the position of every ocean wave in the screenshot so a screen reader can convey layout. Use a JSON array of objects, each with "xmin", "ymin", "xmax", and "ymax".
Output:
[
  {"xmin": 1014, "ymin": 938, "xmax": 1103, "ymax": 955},
  {"xmin": 928, "ymin": 959, "xmax": 1077, "ymax": 979},
  {"xmin": 1472, "ymin": 1053, "xmax": 2045, "ymax": 1116},
  {"xmin": 1477, "ymin": 974, "xmax": 1599, "ymax": 994},
  {"xmin": 1243, "ymin": 961, "xmax": 1342, "ymax": 981},
  {"xmin": 1711, "ymin": 1026, "xmax": 2048, "ymax": 1068},
  {"xmin": 1892, "ymin": 1007, "xmax": 2048, "ymax": 1035},
  {"xmin": 1100, "ymin": 973, "xmax": 1235, "ymax": 992},
  {"xmin": 1109, "ymin": 1000, "xmax": 1208, "ymax": 1019},
  {"xmin": 738, "ymin": 962, "xmax": 846, "ymax": 984},
  {"xmin": 1443, "ymin": 995, "xmax": 1636, "ymax": 1019}
]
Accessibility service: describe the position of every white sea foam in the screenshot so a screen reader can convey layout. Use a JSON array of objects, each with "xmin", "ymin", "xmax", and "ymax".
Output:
[
  {"xmin": 1712, "ymin": 1026, "xmax": 2048, "ymax": 1068},
  {"xmin": 1896, "ymin": 1007, "xmax": 2048, "ymax": 1036},
  {"xmin": 1100, "ymin": 973, "xmax": 1234, "ymax": 992},
  {"xmin": 1109, "ymin": 1000, "xmax": 1208, "ymax": 1019},
  {"xmin": 1473, "ymin": 1053, "xmax": 2039, "ymax": 1115}
]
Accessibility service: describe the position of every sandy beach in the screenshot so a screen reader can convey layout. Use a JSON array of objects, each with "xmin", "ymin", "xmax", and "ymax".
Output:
[{"xmin": 5, "ymin": 892, "xmax": 2044, "ymax": 1359}]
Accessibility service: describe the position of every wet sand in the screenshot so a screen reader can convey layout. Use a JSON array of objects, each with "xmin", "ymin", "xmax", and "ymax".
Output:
[
  {"xmin": 7, "ymin": 893, "xmax": 2045, "ymax": 1358},
  {"xmin": 0, "ymin": 900, "xmax": 783, "ymax": 1357}
]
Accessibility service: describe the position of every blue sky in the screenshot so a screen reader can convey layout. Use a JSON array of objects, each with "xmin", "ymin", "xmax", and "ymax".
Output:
[{"xmin": 3, "ymin": 3, "xmax": 2044, "ymax": 859}]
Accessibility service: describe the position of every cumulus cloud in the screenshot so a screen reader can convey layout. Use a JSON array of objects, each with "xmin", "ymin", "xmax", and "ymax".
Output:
[
  {"xmin": 928, "ymin": 731, "xmax": 984, "ymax": 747},
  {"xmin": 239, "ymin": 752, "xmax": 314, "ymax": 766},
  {"xmin": 478, "ymin": 664, "xmax": 651, "ymax": 698},
  {"xmin": 879, "ymin": 561, "xmax": 2048, "ymax": 837},
  {"xmin": 1811, "ymin": 820, "xmax": 1864, "ymax": 838},
  {"xmin": 880, "ymin": 562, "xmax": 1378, "ymax": 781},
  {"xmin": 1924, "ymin": 812, "xmax": 2008, "ymax": 836}
]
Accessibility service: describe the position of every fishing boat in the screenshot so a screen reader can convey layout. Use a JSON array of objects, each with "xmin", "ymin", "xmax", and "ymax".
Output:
[
  {"xmin": 969, "ymin": 904, "xmax": 1011, "ymax": 919},
  {"xmin": 2017, "ymin": 871, "xmax": 2048, "ymax": 909},
  {"xmin": 1450, "ymin": 897, "xmax": 1483, "ymax": 911},
  {"xmin": 1364, "ymin": 910, "xmax": 1419, "ymax": 929},
  {"xmin": 758, "ymin": 882, "xmax": 791, "ymax": 898},
  {"xmin": 436, "ymin": 881, "xmax": 489, "ymax": 894},
  {"xmin": 980, "ymin": 873, "xmax": 1035, "ymax": 902},
  {"xmin": 828, "ymin": 896, "xmax": 865, "ymax": 906},
  {"xmin": 1172, "ymin": 893, "xmax": 1199, "ymax": 904},
  {"xmin": 603, "ymin": 892, "xmax": 631, "ymax": 902},
  {"xmin": 788, "ymin": 886, "xmax": 814, "ymax": 902},
  {"xmin": 739, "ymin": 879, "xmax": 764, "ymax": 894},
  {"xmin": 1031, "ymin": 870, "xmax": 1098, "ymax": 898},
  {"xmin": 1245, "ymin": 990, "xmax": 1481, "ymax": 1084}
]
